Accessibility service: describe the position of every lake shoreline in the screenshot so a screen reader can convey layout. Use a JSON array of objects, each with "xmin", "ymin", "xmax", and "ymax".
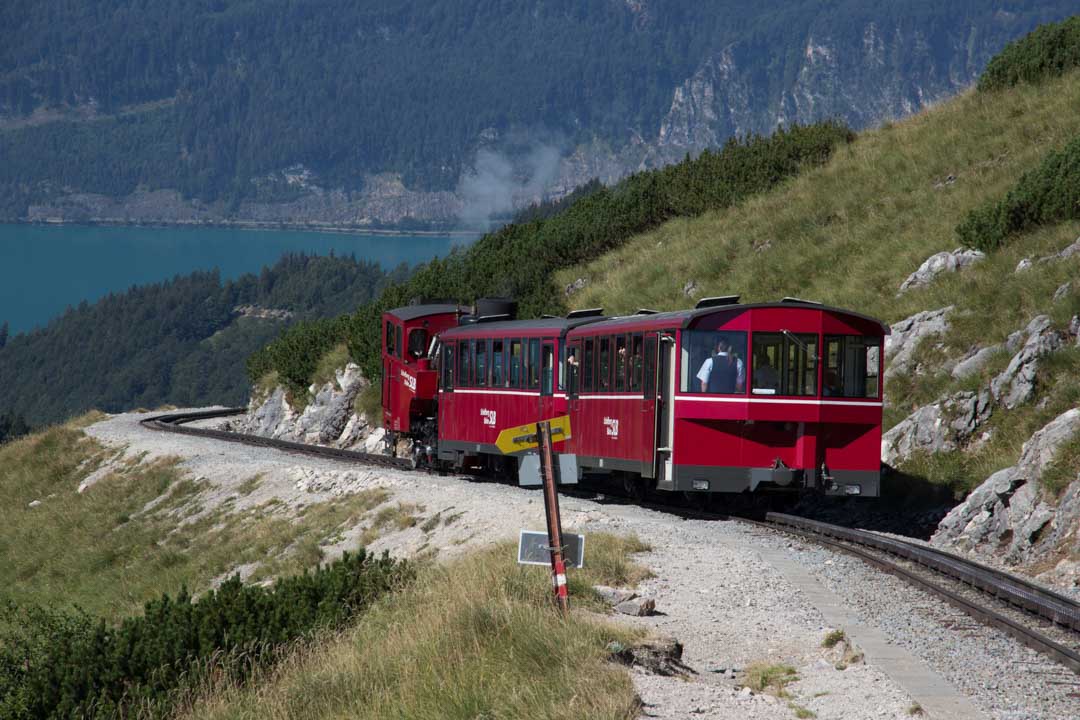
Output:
[{"xmin": 16, "ymin": 217, "xmax": 480, "ymax": 238}]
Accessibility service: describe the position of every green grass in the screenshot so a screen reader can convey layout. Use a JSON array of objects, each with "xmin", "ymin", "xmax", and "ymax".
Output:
[
  {"xmin": 353, "ymin": 379, "xmax": 382, "ymax": 420},
  {"xmin": 821, "ymin": 629, "xmax": 846, "ymax": 648},
  {"xmin": 184, "ymin": 534, "xmax": 648, "ymax": 720},
  {"xmin": 0, "ymin": 419, "xmax": 397, "ymax": 619},
  {"xmin": 742, "ymin": 662, "xmax": 799, "ymax": 698},
  {"xmin": 557, "ymin": 68, "xmax": 1080, "ymax": 492}
]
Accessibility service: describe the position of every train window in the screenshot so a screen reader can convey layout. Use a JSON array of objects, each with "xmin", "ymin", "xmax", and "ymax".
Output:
[
  {"xmin": 491, "ymin": 339, "xmax": 504, "ymax": 387},
  {"xmin": 598, "ymin": 337, "xmax": 611, "ymax": 391},
  {"xmin": 395, "ymin": 325, "xmax": 403, "ymax": 359},
  {"xmin": 681, "ymin": 330, "xmax": 747, "ymax": 394},
  {"xmin": 643, "ymin": 336, "xmax": 657, "ymax": 398},
  {"xmin": 565, "ymin": 344, "xmax": 580, "ymax": 394},
  {"xmin": 629, "ymin": 334, "xmax": 644, "ymax": 392},
  {"xmin": 582, "ymin": 338, "xmax": 595, "ymax": 392},
  {"xmin": 527, "ymin": 339, "xmax": 541, "ymax": 390},
  {"xmin": 785, "ymin": 333, "xmax": 818, "ymax": 397},
  {"xmin": 442, "ymin": 343, "xmax": 455, "ymax": 390},
  {"xmin": 614, "ymin": 335, "xmax": 628, "ymax": 391},
  {"xmin": 407, "ymin": 329, "xmax": 428, "ymax": 359},
  {"xmin": 825, "ymin": 336, "xmax": 881, "ymax": 398},
  {"xmin": 509, "ymin": 339, "xmax": 523, "ymax": 388},
  {"xmin": 541, "ymin": 343, "xmax": 554, "ymax": 395},
  {"xmin": 475, "ymin": 339, "xmax": 488, "ymax": 386},
  {"xmin": 385, "ymin": 321, "xmax": 395, "ymax": 356},
  {"xmin": 751, "ymin": 334, "xmax": 783, "ymax": 395},
  {"xmin": 459, "ymin": 339, "xmax": 472, "ymax": 388}
]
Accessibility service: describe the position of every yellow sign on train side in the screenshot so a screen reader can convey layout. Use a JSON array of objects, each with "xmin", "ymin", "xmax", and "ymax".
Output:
[{"xmin": 495, "ymin": 415, "xmax": 572, "ymax": 454}]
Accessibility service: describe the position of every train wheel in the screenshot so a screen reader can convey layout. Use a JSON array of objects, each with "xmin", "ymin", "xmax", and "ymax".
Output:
[
  {"xmin": 681, "ymin": 491, "xmax": 711, "ymax": 511},
  {"xmin": 622, "ymin": 473, "xmax": 649, "ymax": 502}
]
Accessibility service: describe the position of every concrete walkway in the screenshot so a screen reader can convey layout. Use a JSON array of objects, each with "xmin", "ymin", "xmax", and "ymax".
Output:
[{"xmin": 758, "ymin": 547, "xmax": 987, "ymax": 720}]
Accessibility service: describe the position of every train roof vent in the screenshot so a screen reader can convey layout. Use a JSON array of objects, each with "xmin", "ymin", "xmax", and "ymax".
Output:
[
  {"xmin": 566, "ymin": 307, "xmax": 604, "ymax": 319},
  {"xmin": 635, "ymin": 308, "xmax": 660, "ymax": 315},
  {"xmin": 780, "ymin": 296, "xmax": 823, "ymax": 305},
  {"xmin": 476, "ymin": 313, "xmax": 513, "ymax": 323},
  {"xmin": 694, "ymin": 295, "xmax": 740, "ymax": 309}
]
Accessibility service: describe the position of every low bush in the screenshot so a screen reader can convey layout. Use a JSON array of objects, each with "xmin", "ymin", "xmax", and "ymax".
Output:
[
  {"xmin": 957, "ymin": 135, "xmax": 1080, "ymax": 251},
  {"xmin": 0, "ymin": 550, "xmax": 410, "ymax": 719},
  {"xmin": 978, "ymin": 16, "xmax": 1080, "ymax": 92}
]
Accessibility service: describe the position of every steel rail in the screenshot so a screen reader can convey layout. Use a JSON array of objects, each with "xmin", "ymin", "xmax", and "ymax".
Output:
[
  {"xmin": 752, "ymin": 514, "xmax": 1080, "ymax": 675},
  {"xmin": 140, "ymin": 408, "xmax": 415, "ymax": 471},
  {"xmin": 766, "ymin": 512, "xmax": 1080, "ymax": 633}
]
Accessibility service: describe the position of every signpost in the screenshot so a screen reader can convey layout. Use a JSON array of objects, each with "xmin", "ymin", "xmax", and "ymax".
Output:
[{"xmin": 498, "ymin": 416, "xmax": 575, "ymax": 615}]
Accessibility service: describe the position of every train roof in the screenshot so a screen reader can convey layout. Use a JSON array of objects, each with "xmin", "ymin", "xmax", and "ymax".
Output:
[
  {"xmin": 385, "ymin": 304, "xmax": 463, "ymax": 322},
  {"xmin": 439, "ymin": 315, "xmax": 606, "ymax": 339},
  {"xmin": 570, "ymin": 301, "xmax": 891, "ymax": 335}
]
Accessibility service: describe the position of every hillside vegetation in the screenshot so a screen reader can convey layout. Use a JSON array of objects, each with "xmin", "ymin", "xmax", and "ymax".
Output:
[
  {"xmin": 0, "ymin": 2, "xmax": 1072, "ymax": 220},
  {"xmin": 558, "ymin": 51, "xmax": 1080, "ymax": 493}
]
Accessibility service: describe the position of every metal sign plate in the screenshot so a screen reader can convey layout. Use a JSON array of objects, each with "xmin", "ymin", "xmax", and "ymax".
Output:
[
  {"xmin": 495, "ymin": 415, "xmax": 571, "ymax": 454},
  {"xmin": 517, "ymin": 453, "xmax": 579, "ymax": 486},
  {"xmin": 517, "ymin": 530, "xmax": 585, "ymax": 569}
]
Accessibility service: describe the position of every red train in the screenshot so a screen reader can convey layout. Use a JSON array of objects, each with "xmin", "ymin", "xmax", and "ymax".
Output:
[{"xmin": 381, "ymin": 296, "xmax": 889, "ymax": 497}]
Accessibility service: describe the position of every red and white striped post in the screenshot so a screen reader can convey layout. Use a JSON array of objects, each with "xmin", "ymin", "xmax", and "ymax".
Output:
[{"xmin": 536, "ymin": 419, "xmax": 570, "ymax": 615}]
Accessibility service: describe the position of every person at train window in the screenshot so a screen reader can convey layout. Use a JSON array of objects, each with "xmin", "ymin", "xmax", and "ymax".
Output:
[
  {"xmin": 823, "ymin": 369, "xmax": 842, "ymax": 396},
  {"xmin": 752, "ymin": 352, "xmax": 779, "ymax": 393},
  {"xmin": 697, "ymin": 337, "xmax": 745, "ymax": 393}
]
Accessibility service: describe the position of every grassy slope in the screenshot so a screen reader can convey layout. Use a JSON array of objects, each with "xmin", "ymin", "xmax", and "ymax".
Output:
[
  {"xmin": 558, "ymin": 70, "xmax": 1080, "ymax": 494},
  {"xmin": 0, "ymin": 418, "xmax": 403, "ymax": 619},
  {"xmin": 187, "ymin": 535, "xmax": 650, "ymax": 720}
]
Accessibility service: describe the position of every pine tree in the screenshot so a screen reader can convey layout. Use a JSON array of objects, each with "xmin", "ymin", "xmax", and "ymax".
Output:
[{"xmin": 0, "ymin": 321, "xmax": 7, "ymax": 348}]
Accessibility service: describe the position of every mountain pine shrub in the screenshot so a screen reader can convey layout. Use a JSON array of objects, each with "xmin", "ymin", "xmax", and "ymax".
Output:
[
  {"xmin": 249, "ymin": 121, "xmax": 855, "ymax": 385},
  {"xmin": 957, "ymin": 134, "xmax": 1080, "ymax": 251},
  {"xmin": 0, "ymin": 549, "xmax": 410, "ymax": 719},
  {"xmin": 978, "ymin": 15, "xmax": 1080, "ymax": 92}
]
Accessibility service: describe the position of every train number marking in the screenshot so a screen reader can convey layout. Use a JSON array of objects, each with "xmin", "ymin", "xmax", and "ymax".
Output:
[
  {"xmin": 603, "ymin": 417, "xmax": 619, "ymax": 438},
  {"xmin": 481, "ymin": 408, "xmax": 497, "ymax": 427},
  {"xmin": 400, "ymin": 369, "xmax": 417, "ymax": 392}
]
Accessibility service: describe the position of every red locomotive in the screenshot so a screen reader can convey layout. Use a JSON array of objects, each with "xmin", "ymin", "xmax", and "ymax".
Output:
[{"xmin": 381, "ymin": 296, "xmax": 889, "ymax": 497}]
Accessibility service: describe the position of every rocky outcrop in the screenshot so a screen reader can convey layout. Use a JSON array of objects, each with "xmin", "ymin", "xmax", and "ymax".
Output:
[
  {"xmin": 881, "ymin": 390, "xmax": 992, "ymax": 465},
  {"xmin": 233, "ymin": 363, "xmax": 384, "ymax": 452},
  {"xmin": 883, "ymin": 306, "xmax": 953, "ymax": 380},
  {"xmin": 989, "ymin": 316, "xmax": 1065, "ymax": 409},
  {"xmin": 898, "ymin": 248, "xmax": 984, "ymax": 294},
  {"xmin": 932, "ymin": 409, "xmax": 1080, "ymax": 566}
]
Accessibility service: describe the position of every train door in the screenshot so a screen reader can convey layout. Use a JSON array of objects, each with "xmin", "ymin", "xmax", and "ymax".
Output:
[
  {"xmin": 638, "ymin": 333, "xmax": 657, "ymax": 476},
  {"xmin": 539, "ymin": 339, "xmax": 556, "ymax": 419},
  {"xmin": 654, "ymin": 331, "xmax": 676, "ymax": 489}
]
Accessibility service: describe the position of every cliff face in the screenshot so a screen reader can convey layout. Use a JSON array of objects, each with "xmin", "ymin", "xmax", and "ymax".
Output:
[{"xmin": 13, "ymin": 15, "xmax": 1060, "ymax": 229}]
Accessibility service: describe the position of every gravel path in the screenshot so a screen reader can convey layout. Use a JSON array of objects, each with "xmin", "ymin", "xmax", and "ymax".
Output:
[{"xmin": 83, "ymin": 410, "xmax": 1080, "ymax": 719}]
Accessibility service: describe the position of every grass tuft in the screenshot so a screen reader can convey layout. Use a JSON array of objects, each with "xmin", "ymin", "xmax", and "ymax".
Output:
[
  {"xmin": 743, "ymin": 662, "xmax": 799, "ymax": 698},
  {"xmin": 822, "ymin": 629, "xmax": 847, "ymax": 648}
]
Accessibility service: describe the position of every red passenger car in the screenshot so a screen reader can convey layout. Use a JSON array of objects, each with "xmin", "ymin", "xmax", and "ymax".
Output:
[
  {"xmin": 434, "ymin": 310, "xmax": 605, "ymax": 471},
  {"xmin": 562, "ymin": 297, "xmax": 889, "ymax": 497}
]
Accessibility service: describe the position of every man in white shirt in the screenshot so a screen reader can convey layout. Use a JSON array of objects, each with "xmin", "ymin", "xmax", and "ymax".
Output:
[{"xmin": 697, "ymin": 336, "xmax": 745, "ymax": 393}]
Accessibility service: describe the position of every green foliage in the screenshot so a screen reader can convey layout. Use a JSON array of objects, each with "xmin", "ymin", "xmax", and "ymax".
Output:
[
  {"xmin": 978, "ymin": 16, "xmax": 1080, "ymax": 92},
  {"xmin": 957, "ymin": 135, "xmax": 1080, "ymax": 250},
  {"xmin": 0, "ymin": 412, "xmax": 29, "ymax": 444},
  {"xmin": 0, "ymin": 550, "xmax": 410, "ymax": 719},
  {"xmin": 250, "ymin": 122, "xmax": 854, "ymax": 385},
  {"xmin": 0, "ymin": 3, "xmax": 1072, "ymax": 217},
  {"xmin": 0, "ymin": 253, "xmax": 392, "ymax": 426}
]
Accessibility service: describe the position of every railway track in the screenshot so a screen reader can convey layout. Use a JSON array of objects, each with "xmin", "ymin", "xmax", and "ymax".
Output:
[{"xmin": 142, "ymin": 408, "xmax": 1080, "ymax": 675}]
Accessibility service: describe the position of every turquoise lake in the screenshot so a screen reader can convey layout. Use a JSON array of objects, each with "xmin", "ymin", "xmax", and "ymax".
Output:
[{"xmin": 0, "ymin": 224, "xmax": 471, "ymax": 334}]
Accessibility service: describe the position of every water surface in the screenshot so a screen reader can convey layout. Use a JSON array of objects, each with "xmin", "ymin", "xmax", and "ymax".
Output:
[{"xmin": 0, "ymin": 224, "xmax": 469, "ymax": 334}]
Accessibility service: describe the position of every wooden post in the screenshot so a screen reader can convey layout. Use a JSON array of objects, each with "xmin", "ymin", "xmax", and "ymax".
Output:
[{"xmin": 537, "ymin": 420, "xmax": 569, "ymax": 614}]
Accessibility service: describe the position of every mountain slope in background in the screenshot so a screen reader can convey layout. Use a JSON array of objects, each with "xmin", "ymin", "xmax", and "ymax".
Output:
[
  {"xmin": 1, "ymin": 2, "xmax": 1075, "ymax": 228},
  {"xmin": 0, "ymin": 254, "xmax": 404, "ymax": 426}
]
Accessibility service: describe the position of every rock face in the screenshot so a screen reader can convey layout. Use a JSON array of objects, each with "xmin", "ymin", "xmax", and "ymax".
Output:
[
  {"xmin": 883, "ymin": 306, "xmax": 953, "ymax": 380},
  {"xmin": 233, "ymin": 363, "xmax": 384, "ymax": 452},
  {"xmin": 989, "ymin": 316, "xmax": 1064, "ymax": 409},
  {"xmin": 933, "ymin": 409, "xmax": 1080, "ymax": 566},
  {"xmin": 881, "ymin": 390, "xmax": 992, "ymax": 465},
  {"xmin": 898, "ymin": 248, "xmax": 984, "ymax": 294}
]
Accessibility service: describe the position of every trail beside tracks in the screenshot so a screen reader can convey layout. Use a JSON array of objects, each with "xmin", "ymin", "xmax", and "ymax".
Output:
[{"xmin": 78, "ymin": 409, "xmax": 1079, "ymax": 719}]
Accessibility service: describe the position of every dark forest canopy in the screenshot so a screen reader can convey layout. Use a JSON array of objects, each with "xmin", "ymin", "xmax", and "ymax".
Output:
[
  {"xmin": 0, "ymin": 253, "xmax": 407, "ymax": 426},
  {"xmin": 0, "ymin": 2, "xmax": 1074, "ymax": 219}
]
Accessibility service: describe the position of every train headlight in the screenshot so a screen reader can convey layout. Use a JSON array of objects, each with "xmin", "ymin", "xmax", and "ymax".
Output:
[
  {"xmin": 692, "ymin": 480, "xmax": 709, "ymax": 491},
  {"xmin": 844, "ymin": 485, "xmax": 861, "ymax": 495}
]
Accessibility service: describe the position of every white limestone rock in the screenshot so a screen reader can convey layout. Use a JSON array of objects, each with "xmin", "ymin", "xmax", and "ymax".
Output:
[
  {"xmin": 884, "ymin": 306, "xmax": 953, "ymax": 380},
  {"xmin": 898, "ymin": 247, "xmax": 984, "ymax": 294},
  {"xmin": 989, "ymin": 316, "xmax": 1064, "ymax": 409},
  {"xmin": 881, "ymin": 390, "xmax": 991, "ymax": 465}
]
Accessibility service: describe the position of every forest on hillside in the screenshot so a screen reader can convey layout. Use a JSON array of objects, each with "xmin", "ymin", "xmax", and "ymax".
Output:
[
  {"xmin": 0, "ymin": 1, "xmax": 1074, "ymax": 220},
  {"xmin": 0, "ymin": 254, "xmax": 407, "ymax": 426}
]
